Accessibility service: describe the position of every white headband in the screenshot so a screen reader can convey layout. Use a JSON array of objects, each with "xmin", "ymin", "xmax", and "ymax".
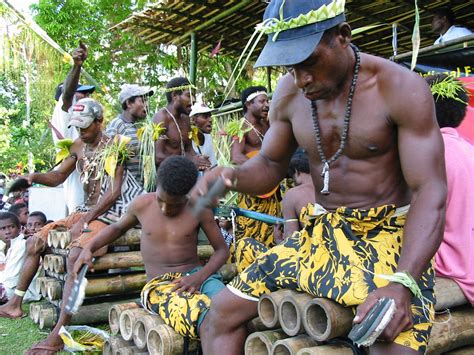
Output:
[{"xmin": 246, "ymin": 91, "xmax": 268, "ymax": 103}]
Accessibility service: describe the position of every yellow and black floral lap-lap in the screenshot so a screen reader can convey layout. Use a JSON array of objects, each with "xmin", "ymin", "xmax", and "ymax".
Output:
[
  {"xmin": 229, "ymin": 204, "xmax": 435, "ymax": 353},
  {"xmin": 235, "ymin": 237, "xmax": 269, "ymax": 272},
  {"xmin": 235, "ymin": 192, "xmax": 281, "ymax": 248},
  {"xmin": 141, "ymin": 271, "xmax": 223, "ymax": 339}
]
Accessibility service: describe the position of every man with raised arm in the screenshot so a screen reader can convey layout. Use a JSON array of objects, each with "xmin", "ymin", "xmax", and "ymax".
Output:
[{"xmin": 194, "ymin": 1, "xmax": 446, "ymax": 354}]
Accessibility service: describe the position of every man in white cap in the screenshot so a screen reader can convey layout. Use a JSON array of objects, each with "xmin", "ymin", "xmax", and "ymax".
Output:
[
  {"xmin": 51, "ymin": 42, "xmax": 96, "ymax": 214},
  {"xmin": 106, "ymin": 84, "xmax": 154, "ymax": 186},
  {"xmin": 190, "ymin": 102, "xmax": 217, "ymax": 167},
  {"xmin": 1, "ymin": 98, "xmax": 144, "ymax": 353}
]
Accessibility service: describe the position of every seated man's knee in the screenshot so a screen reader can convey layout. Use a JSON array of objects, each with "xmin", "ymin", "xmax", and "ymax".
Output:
[{"xmin": 26, "ymin": 236, "xmax": 45, "ymax": 256}]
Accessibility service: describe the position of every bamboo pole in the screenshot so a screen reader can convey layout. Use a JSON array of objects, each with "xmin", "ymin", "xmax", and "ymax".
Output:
[
  {"xmin": 271, "ymin": 335, "xmax": 319, "ymax": 355},
  {"xmin": 39, "ymin": 307, "xmax": 58, "ymax": 329},
  {"xmin": 132, "ymin": 314, "xmax": 165, "ymax": 349},
  {"xmin": 146, "ymin": 324, "xmax": 198, "ymax": 355},
  {"xmin": 219, "ymin": 263, "xmax": 237, "ymax": 282},
  {"xmin": 109, "ymin": 302, "xmax": 141, "ymax": 335},
  {"xmin": 296, "ymin": 345, "xmax": 353, "ymax": 355},
  {"xmin": 120, "ymin": 308, "xmax": 152, "ymax": 341},
  {"xmin": 259, "ymin": 290, "xmax": 297, "ymax": 328},
  {"xmin": 86, "ymin": 273, "xmax": 147, "ymax": 296},
  {"xmin": 115, "ymin": 345, "xmax": 148, "ymax": 355},
  {"xmin": 248, "ymin": 317, "xmax": 273, "ymax": 332},
  {"xmin": 42, "ymin": 255, "xmax": 52, "ymax": 271},
  {"xmin": 279, "ymin": 293, "xmax": 313, "ymax": 336},
  {"xmin": 245, "ymin": 330, "xmax": 289, "ymax": 355},
  {"xmin": 41, "ymin": 279, "xmax": 56, "ymax": 298},
  {"xmin": 444, "ymin": 346, "xmax": 474, "ymax": 354},
  {"xmin": 426, "ymin": 307, "xmax": 474, "ymax": 354},
  {"xmin": 434, "ymin": 277, "xmax": 468, "ymax": 311},
  {"xmin": 111, "ymin": 229, "xmax": 141, "ymax": 246},
  {"xmin": 39, "ymin": 300, "xmax": 135, "ymax": 329},
  {"xmin": 103, "ymin": 335, "xmax": 134, "ymax": 355},
  {"xmin": 302, "ymin": 298, "xmax": 354, "ymax": 342},
  {"xmin": 59, "ymin": 231, "xmax": 71, "ymax": 249}
]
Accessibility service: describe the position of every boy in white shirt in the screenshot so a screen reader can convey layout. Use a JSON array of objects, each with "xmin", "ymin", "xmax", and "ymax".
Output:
[
  {"xmin": 190, "ymin": 103, "xmax": 217, "ymax": 167},
  {"xmin": 0, "ymin": 212, "xmax": 40, "ymax": 305}
]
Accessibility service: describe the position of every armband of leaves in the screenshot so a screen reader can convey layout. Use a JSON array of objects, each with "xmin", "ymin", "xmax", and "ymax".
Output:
[
  {"xmin": 55, "ymin": 138, "xmax": 74, "ymax": 164},
  {"xmin": 225, "ymin": 118, "xmax": 252, "ymax": 143}
]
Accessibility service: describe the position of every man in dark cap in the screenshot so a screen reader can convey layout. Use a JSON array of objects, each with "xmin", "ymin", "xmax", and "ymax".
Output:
[{"xmin": 195, "ymin": 0, "xmax": 446, "ymax": 353}]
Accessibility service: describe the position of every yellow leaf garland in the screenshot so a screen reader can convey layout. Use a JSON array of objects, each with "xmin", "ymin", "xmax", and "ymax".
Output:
[{"xmin": 54, "ymin": 138, "xmax": 74, "ymax": 164}]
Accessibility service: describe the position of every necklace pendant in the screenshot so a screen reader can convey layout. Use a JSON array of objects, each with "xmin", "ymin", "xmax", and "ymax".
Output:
[{"xmin": 321, "ymin": 162, "xmax": 330, "ymax": 195}]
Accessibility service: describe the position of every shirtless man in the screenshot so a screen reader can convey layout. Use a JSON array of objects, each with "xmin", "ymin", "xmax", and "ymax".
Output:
[
  {"xmin": 74, "ymin": 156, "xmax": 229, "ymax": 339},
  {"xmin": 194, "ymin": 1, "xmax": 446, "ymax": 354},
  {"xmin": 230, "ymin": 86, "xmax": 269, "ymax": 165},
  {"xmin": 153, "ymin": 77, "xmax": 211, "ymax": 171}
]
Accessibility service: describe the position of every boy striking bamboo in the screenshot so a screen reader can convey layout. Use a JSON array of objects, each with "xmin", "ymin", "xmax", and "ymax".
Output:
[{"xmin": 73, "ymin": 156, "xmax": 229, "ymax": 340}]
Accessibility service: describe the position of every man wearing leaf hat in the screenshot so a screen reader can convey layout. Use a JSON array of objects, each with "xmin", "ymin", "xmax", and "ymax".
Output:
[
  {"xmin": 0, "ymin": 99, "xmax": 144, "ymax": 353},
  {"xmin": 193, "ymin": 0, "xmax": 446, "ymax": 353}
]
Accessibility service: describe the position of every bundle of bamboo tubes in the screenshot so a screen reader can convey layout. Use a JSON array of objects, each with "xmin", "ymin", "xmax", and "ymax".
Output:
[
  {"xmin": 244, "ymin": 278, "xmax": 474, "ymax": 355},
  {"xmin": 106, "ymin": 303, "xmax": 200, "ymax": 354}
]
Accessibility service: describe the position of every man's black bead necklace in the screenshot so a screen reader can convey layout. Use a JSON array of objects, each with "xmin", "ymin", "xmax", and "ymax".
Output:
[{"xmin": 311, "ymin": 44, "xmax": 360, "ymax": 195}]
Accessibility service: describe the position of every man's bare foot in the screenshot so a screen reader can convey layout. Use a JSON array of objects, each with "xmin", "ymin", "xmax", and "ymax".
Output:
[
  {"xmin": 0, "ymin": 299, "xmax": 23, "ymax": 319},
  {"xmin": 26, "ymin": 335, "xmax": 64, "ymax": 355}
]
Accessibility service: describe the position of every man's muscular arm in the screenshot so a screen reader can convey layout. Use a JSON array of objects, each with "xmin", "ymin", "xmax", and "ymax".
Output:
[
  {"xmin": 230, "ymin": 137, "xmax": 249, "ymax": 165},
  {"xmin": 62, "ymin": 42, "xmax": 88, "ymax": 111},
  {"xmin": 355, "ymin": 67, "xmax": 447, "ymax": 342}
]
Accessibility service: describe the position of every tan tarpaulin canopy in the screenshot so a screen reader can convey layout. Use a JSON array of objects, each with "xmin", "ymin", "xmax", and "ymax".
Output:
[{"xmin": 111, "ymin": 0, "xmax": 474, "ymax": 59}]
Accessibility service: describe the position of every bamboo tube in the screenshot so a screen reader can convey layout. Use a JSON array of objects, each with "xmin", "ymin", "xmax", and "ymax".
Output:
[
  {"xmin": 245, "ymin": 330, "xmax": 289, "ymax": 355},
  {"xmin": 59, "ymin": 231, "xmax": 71, "ymax": 249},
  {"xmin": 35, "ymin": 277, "xmax": 51, "ymax": 295},
  {"xmin": 39, "ymin": 307, "xmax": 58, "ymax": 329},
  {"xmin": 219, "ymin": 263, "xmax": 237, "ymax": 282},
  {"xmin": 39, "ymin": 300, "xmax": 133, "ymax": 329},
  {"xmin": 47, "ymin": 231, "xmax": 53, "ymax": 247},
  {"xmin": 426, "ymin": 307, "xmax": 474, "ymax": 354},
  {"xmin": 115, "ymin": 345, "xmax": 148, "ymax": 355},
  {"xmin": 434, "ymin": 277, "xmax": 468, "ymax": 311},
  {"xmin": 146, "ymin": 324, "xmax": 198, "ymax": 355},
  {"xmin": 46, "ymin": 280, "xmax": 62, "ymax": 301},
  {"xmin": 42, "ymin": 255, "xmax": 52, "ymax": 271},
  {"xmin": 86, "ymin": 273, "xmax": 147, "ymax": 296},
  {"xmin": 53, "ymin": 255, "xmax": 65, "ymax": 274},
  {"xmin": 41, "ymin": 279, "xmax": 57, "ymax": 298},
  {"xmin": 92, "ymin": 252, "xmax": 143, "ymax": 271},
  {"xmin": 109, "ymin": 302, "xmax": 141, "ymax": 335},
  {"xmin": 296, "ymin": 345, "xmax": 353, "ymax": 355},
  {"xmin": 132, "ymin": 314, "xmax": 165, "ymax": 349},
  {"xmin": 271, "ymin": 335, "xmax": 319, "ymax": 355},
  {"xmin": 444, "ymin": 346, "xmax": 474, "ymax": 354},
  {"xmin": 259, "ymin": 290, "xmax": 297, "ymax": 328},
  {"xmin": 51, "ymin": 231, "xmax": 60, "ymax": 248},
  {"xmin": 248, "ymin": 317, "xmax": 273, "ymax": 332},
  {"xmin": 29, "ymin": 303, "xmax": 39, "ymax": 323},
  {"xmin": 302, "ymin": 298, "xmax": 353, "ymax": 342},
  {"xmin": 103, "ymin": 336, "xmax": 134, "ymax": 355},
  {"xmin": 120, "ymin": 308, "xmax": 151, "ymax": 341},
  {"xmin": 111, "ymin": 229, "xmax": 141, "ymax": 246},
  {"xmin": 279, "ymin": 293, "xmax": 313, "ymax": 336}
]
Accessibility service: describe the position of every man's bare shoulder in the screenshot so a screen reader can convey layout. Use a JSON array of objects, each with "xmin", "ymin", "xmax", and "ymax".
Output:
[
  {"xmin": 70, "ymin": 138, "xmax": 84, "ymax": 155},
  {"xmin": 152, "ymin": 108, "xmax": 170, "ymax": 124},
  {"xmin": 129, "ymin": 193, "xmax": 156, "ymax": 211},
  {"xmin": 269, "ymin": 73, "xmax": 301, "ymax": 123}
]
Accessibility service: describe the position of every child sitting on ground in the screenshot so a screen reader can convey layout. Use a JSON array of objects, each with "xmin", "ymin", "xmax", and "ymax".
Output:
[{"xmin": 0, "ymin": 212, "xmax": 40, "ymax": 304}]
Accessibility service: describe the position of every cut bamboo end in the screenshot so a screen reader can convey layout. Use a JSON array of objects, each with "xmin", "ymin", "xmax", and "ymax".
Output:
[
  {"xmin": 271, "ymin": 335, "xmax": 319, "ymax": 355},
  {"xmin": 296, "ymin": 345, "xmax": 353, "ymax": 355},
  {"xmin": 302, "ymin": 298, "xmax": 353, "ymax": 342},
  {"xmin": 46, "ymin": 280, "xmax": 62, "ymax": 301},
  {"xmin": 119, "ymin": 308, "xmax": 151, "ymax": 341},
  {"xmin": 109, "ymin": 302, "xmax": 140, "ymax": 335},
  {"xmin": 132, "ymin": 314, "xmax": 164, "ymax": 349},
  {"xmin": 52, "ymin": 255, "xmax": 65, "ymax": 274},
  {"xmin": 39, "ymin": 307, "xmax": 58, "ymax": 329},
  {"xmin": 146, "ymin": 324, "xmax": 198, "ymax": 355},
  {"xmin": 279, "ymin": 293, "xmax": 313, "ymax": 336},
  {"xmin": 29, "ymin": 303, "xmax": 39, "ymax": 322},
  {"xmin": 104, "ymin": 335, "xmax": 134, "ymax": 355},
  {"xmin": 245, "ymin": 330, "xmax": 289, "ymax": 355},
  {"xmin": 258, "ymin": 290, "xmax": 295, "ymax": 328},
  {"xmin": 59, "ymin": 231, "xmax": 71, "ymax": 249},
  {"xmin": 42, "ymin": 255, "xmax": 51, "ymax": 271},
  {"xmin": 114, "ymin": 345, "xmax": 148, "ymax": 355}
]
